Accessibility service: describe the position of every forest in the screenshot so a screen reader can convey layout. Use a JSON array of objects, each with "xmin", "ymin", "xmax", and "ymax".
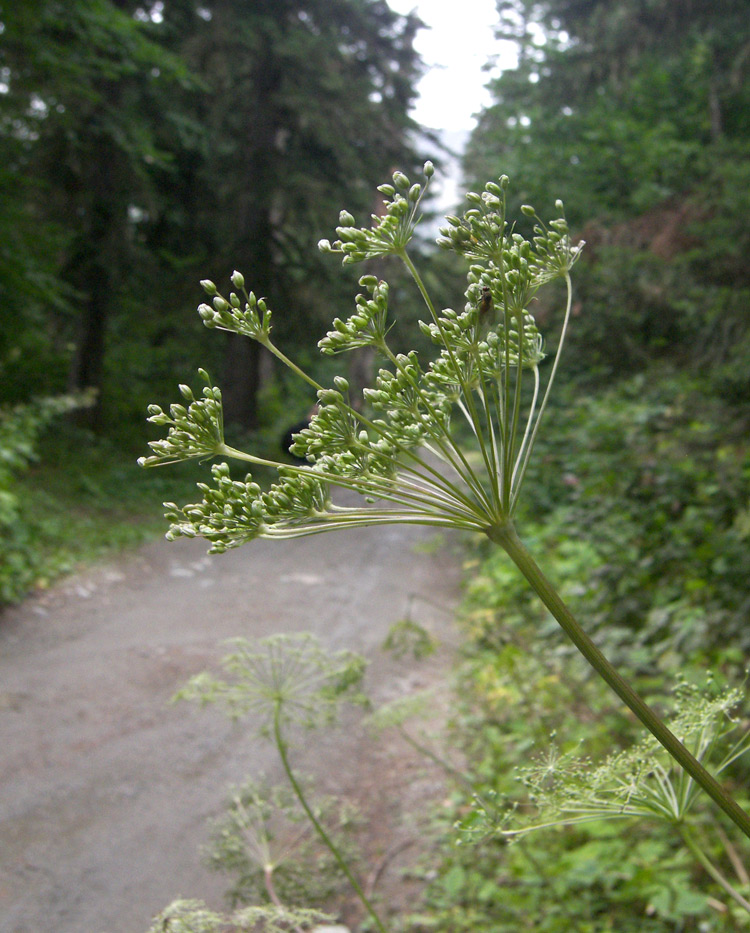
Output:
[{"xmin": 3, "ymin": 0, "xmax": 750, "ymax": 929}]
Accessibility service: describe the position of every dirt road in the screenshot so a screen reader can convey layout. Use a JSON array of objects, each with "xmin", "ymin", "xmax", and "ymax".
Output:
[{"xmin": 0, "ymin": 522, "xmax": 461, "ymax": 933}]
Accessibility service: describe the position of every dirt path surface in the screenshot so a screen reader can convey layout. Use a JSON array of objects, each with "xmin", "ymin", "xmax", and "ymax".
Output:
[{"xmin": 0, "ymin": 523, "xmax": 461, "ymax": 933}]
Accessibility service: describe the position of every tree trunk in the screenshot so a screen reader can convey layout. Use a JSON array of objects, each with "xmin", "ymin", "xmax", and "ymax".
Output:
[
  {"xmin": 218, "ymin": 20, "xmax": 282, "ymax": 428},
  {"xmin": 66, "ymin": 136, "xmax": 123, "ymax": 429}
]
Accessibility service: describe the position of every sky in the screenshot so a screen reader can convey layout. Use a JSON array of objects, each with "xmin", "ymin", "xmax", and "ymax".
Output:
[
  {"xmin": 385, "ymin": 0, "xmax": 516, "ymax": 211},
  {"xmin": 386, "ymin": 0, "xmax": 513, "ymax": 134}
]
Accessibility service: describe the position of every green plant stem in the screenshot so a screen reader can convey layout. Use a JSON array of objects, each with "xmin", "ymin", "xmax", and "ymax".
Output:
[
  {"xmin": 272, "ymin": 703, "xmax": 390, "ymax": 933},
  {"xmin": 716, "ymin": 824, "xmax": 750, "ymax": 887},
  {"xmin": 504, "ymin": 312, "xmax": 525, "ymax": 512},
  {"xmin": 379, "ymin": 341, "xmax": 494, "ymax": 512},
  {"xmin": 263, "ymin": 866, "xmax": 306, "ymax": 933},
  {"xmin": 259, "ymin": 336, "xmax": 485, "ymax": 518},
  {"xmin": 400, "ymin": 250, "xmax": 498, "ymax": 493},
  {"xmin": 260, "ymin": 338, "xmax": 325, "ymax": 394},
  {"xmin": 509, "ymin": 272, "xmax": 574, "ymax": 514},
  {"xmin": 489, "ymin": 521, "xmax": 750, "ymax": 841},
  {"xmin": 679, "ymin": 824, "xmax": 750, "ymax": 915}
]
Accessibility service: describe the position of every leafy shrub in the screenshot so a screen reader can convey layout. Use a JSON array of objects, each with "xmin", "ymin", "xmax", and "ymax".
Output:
[
  {"xmin": 516, "ymin": 370, "xmax": 750, "ymax": 666},
  {"xmin": 0, "ymin": 393, "xmax": 91, "ymax": 603}
]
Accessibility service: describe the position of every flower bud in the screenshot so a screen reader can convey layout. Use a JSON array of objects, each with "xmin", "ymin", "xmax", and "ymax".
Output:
[
  {"xmin": 338, "ymin": 210, "xmax": 355, "ymax": 227},
  {"xmin": 230, "ymin": 270, "xmax": 245, "ymax": 289},
  {"xmin": 521, "ymin": 205, "xmax": 536, "ymax": 217},
  {"xmin": 213, "ymin": 296, "xmax": 229, "ymax": 312},
  {"xmin": 423, "ymin": 160, "xmax": 434, "ymax": 178},
  {"xmin": 200, "ymin": 279, "xmax": 217, "ymax": 296},
  {"xmin": 318, "ymin": 239, "xmax": 332, "ymax": 252},
  {"xmin": 392, "ymin": 171, "xmax": 410, "ymax": 190}
]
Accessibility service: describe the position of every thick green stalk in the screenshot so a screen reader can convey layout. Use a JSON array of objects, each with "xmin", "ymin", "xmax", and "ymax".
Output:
[
  {"xmin": 488, "ymin": 521, "xmax": 750, "ymax": 841},
  {"xmin": 272, "ymin": 703, "xmax": 390, "ymax": 933}
]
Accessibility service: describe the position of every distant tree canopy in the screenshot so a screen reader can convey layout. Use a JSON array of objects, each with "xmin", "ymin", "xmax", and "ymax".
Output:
[
  {"xmin": 0, "ymin": 0, "xmax": 424, "ymax": 428},
  {"xmin": 466, "ymin": 0, "xmax": 750, "ymax": 220},
  {"xmin": 465, "ymin": 0, "xmax": 750, "ymax": 390}
]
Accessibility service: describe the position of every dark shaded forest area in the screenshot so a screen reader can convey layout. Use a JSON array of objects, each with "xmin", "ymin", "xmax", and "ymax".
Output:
[
  {"xmin": 1, "ymin": 0, "xmax": 424, "ymax": 423},
  {"xmin": 0, "ymin": 0, "xmax": 427, "ymax": 599}
]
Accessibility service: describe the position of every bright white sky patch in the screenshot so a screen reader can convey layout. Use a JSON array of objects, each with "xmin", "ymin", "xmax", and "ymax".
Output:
[{"xmin": 387, "ymin": 0, "xmax": 515, "ymax": 132}]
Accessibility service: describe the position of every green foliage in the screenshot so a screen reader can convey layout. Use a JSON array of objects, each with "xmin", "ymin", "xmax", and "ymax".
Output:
[
  {"xmin": 461, "ymin": 681, "xmax": 750, "ymax": 840},
  {"xmin": 0, "ymin": 394, "xmax": 93, "ymax": 603},
  {"xmin": 464, "ymin": 1, "xmax": 750, "ymax": 392},
  {"xmin": 407, "ymin": 359, "xmax": 750, "ymax": 931},
  {"xmin": 0, "ymin": 422, "xmax": 209, "ymax": 605},
  {"xmin": 412, "ymin": 600, "xmax": 750, "ymax": 931},
  {"xmin": 511, "ymin": 372, "xmax": 750, "ymax": 665},
  {"xmin": 467, "ymin": 1, "xmax": 750, "ymax": 221},
  {"xmin": 0, "ymin": 0, "xmax": 424, "ymax": 429},
  {"xmin": 417, "ymin": 822, "xmax": 717, "ymax": 932}
]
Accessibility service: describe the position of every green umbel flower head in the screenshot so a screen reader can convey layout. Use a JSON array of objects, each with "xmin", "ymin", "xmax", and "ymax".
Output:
[{"xmin": 142, "ymin": 166, "xmax": 583, "ymax": 549}]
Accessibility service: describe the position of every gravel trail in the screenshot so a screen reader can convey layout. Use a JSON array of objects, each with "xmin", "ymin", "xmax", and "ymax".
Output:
[{"xmin": 0, "ymin": 523, "xmax": 460, "ymax": 933}]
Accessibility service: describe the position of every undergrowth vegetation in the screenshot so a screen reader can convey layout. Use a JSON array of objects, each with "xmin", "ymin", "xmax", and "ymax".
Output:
[
  {"xmin": 472, "ymin": 371, "xmax": 750, "ymax": 667},
  {"xmin": 413, "ymin": 369, "xmax": 750, "ymax": 931},
  {"xmin": 0, "ymin": 423, "xmax": 207, "ymax": 604}
]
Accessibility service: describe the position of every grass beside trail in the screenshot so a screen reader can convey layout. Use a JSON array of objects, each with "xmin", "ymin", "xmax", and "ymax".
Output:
[
  {"xmin": 4, "ymin": 429, "xmax": 206, "ymax": 603},
  {"xmin": 4, "ymin": 417, "xmax": 294, "ymax": 606}
]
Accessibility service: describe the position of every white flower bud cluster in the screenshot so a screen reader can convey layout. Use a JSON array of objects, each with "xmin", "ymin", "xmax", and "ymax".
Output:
[
  {"xmin": 321, "ymin": 163, "xmax": 435, "ymax": 264},
  {"xmin": 318, "ymin": 276, "xmax": 391, "ymax": 355},
  {"xmin": 138, "ymin": 369, "xmax": 225, "ymax": 467},
  {"xmin": 197, "ymin": 276, "xmax": 272, "ymax": 343}
]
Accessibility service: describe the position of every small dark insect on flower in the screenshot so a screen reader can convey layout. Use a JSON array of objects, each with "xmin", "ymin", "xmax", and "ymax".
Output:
[{"xmin": 479, "ymin": 285, "xmax": 493, "ymax": 320}]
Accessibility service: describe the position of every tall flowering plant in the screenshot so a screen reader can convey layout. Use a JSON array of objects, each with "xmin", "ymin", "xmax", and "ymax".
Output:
[{"xmin": 141, "ymin": 165, "xmax": 750, "ymax": 841}]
